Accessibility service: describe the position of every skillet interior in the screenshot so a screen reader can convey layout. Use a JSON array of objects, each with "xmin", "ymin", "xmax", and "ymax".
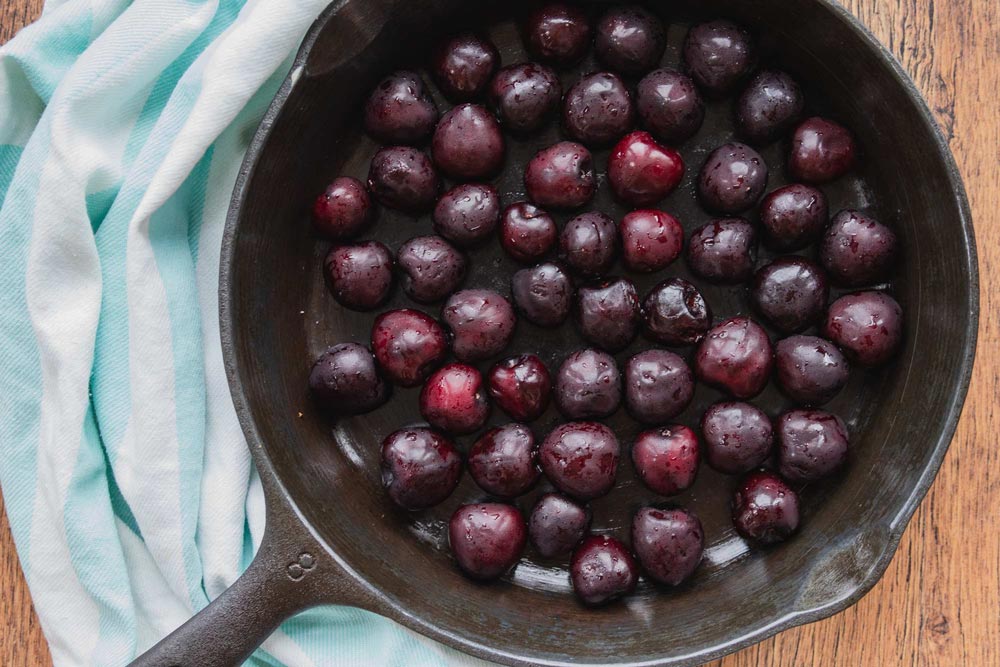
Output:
[{"xmin": 223, "ymin": 1, "xmax": 977, "ymax": 664}]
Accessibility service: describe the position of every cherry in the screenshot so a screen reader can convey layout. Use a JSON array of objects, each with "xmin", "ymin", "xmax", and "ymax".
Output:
[
  {"xmin": 468, "ymin": 423, "xmax": 540, "ymax": 498},
  {"xmin": 419, "ymin": 363, "xmax": 490, "ymax": 435},
  {"xmin": 381, "ymin": 427, "xmax": 461, "ymax": 510},
  {"xmin": 308, "ymin": 343, "xmax": 388, "ymax": 416},
  {"xmin": 541, "ymin": 422, "xmax": 621, "ymax": 501},
  {"xmin": 488, "ymin": 354, "xmax": 552, "ymax": 422},
  {"xmin": 525, "ymin": 141, "xmax": 597, "ymax": 209},
  {"xmin": 631, "ymin": 425, "xmax": 700, "ymax": 496},
  {"xmin": 449, "ymin": 503, "xmax": 527, "ymax": 580},
  {"xmin": 312, "ymin": 176, "xmax": 372, "ymax": 240},
  {"xmin": 529, "ymin": 493, "xmax": 591, "ymax": 558},
  {"xmin": 570, "ymin": 536, "xmax": 638, "ymax": 606},
  {"xmin": 632, "ymin": 507, "xmax": 704, "ymax": 586},
  {"xmin": 371, "ymin": 309, "xmax": 449, "ymax": 387},
  {"xmin": 607, "ymin": 130, "xmax": 685, "ymax": 207}
]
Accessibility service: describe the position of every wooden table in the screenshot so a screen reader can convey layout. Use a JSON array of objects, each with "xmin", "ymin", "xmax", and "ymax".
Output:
[{"xmin": 1, "ymin": 1, "xmax": 997, "ymax": 665}]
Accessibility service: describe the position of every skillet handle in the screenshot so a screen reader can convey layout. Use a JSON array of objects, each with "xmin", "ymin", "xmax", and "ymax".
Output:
[{"xmin": 128, "ymin": 509, "xmax": 339, "ymax": 667}]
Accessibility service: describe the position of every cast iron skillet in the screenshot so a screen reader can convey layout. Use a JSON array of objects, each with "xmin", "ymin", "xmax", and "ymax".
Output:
[{"xmin": 131, "ymin": 1, "xmax": 978, "ymax": 665}]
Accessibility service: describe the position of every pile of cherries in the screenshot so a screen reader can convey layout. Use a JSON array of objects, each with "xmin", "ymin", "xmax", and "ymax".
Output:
[{"xmin": 307, "ymin": 3, "xmax": 903, "ymax": 607}]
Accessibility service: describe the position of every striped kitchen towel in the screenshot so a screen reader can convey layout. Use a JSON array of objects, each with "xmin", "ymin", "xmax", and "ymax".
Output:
[{"xmin": 0, "ymin": 1, "xmax": 494, "ymax": 665}]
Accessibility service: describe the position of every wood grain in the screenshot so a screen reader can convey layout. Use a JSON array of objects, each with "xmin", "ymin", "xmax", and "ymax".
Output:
[{"xmin": 0, "ymin": 1, "xmax": 997, "ymax": 666}]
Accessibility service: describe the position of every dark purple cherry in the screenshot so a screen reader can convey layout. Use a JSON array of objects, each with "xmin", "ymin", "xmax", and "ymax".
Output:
[
  {"xmin": 687, "ymin": 218, "xmax": 756, "ymax": 284},
  {"xmin": 367, "ymin": 146, "xmax": 440, "ymax": 213},
  {"xmin": 562, "ymin": 72, "xmax": 634, "ymax": 147},
  {"xmin": 642, "ymin": 278, "xmax": 712, "ymax": 346},
  {"xmin": 525, "ymin": 141, "xmax": 597, "ymax": 209},
  {"xmin": 695, "ymin": 317, "xmax": 774, "ymax": 399},
  {"xmin": 312, "ymin": 177, "xmax": 372, "ymax": 240},
  {"xmin": 431, "ymin": 33, "xmax": 499, "ymax": 102},
  {"xmin": 620, "ymin": 209, "xmax": 683, "ymax": 272},
  {"xmin": 574, "ymin": 278, "xmax": 641, "ymax": 352},
  {"xmin": 560, "ymin": 211, "xmax": 618, "ymax": 276},
  {"xmin": 324, "ymin": 241, "xmax": 393, "ymax": 311},
  {"xmin": 637, "ymin": 69, "xmax": 704, "ymax": 143},
  {"xmin": 511, "ymin": 262, "xmax": 574, "ymax": 327},
  {"xmin": 309, "ymin": 343, "xmax": 388, "ymax": 416},
  {"xmin": 529, "ymin": 493, "xmax": 591, "ymax": 558},
  {"xmin": 488, "ymin": 354, "xmax": 552, "ymax": 422},
  {"xmin": 541, "ymin": 422, "xmax": 621, "ymax": 500},
  {"xmin": 449, "ymin": 503, "xmax": 527, "ymax": 580},
  {"xmin": 371, "ymin": 309, "xmax": 449, "ymax": 387},
  {"xmin": 732, "ymin": 471, "xmax": 800, "ymax": 545},
  {"xmin": 759, "ymin": 184, "xmax": 828, "ymax": 251},
  {"xmin": 363, "ymin": 70, "xmax": 439, "ymax": 144},
  {"xmin": 442, "ymin": 289, "xmax": 516, "ymax": 362},
  {"xmin": 823, "ymin": 291, "xmax": 903, "ymax": 367},
  {"xmin": 500, "ymin": 202, "xmax": 558, "ymax": 263},
  {"xmin": 682, "ymin": 20, "xmax": 756, "ymax": 98},
  {"xmin": 433, "ymin": 183, "xmax": 501, "ymax": 247},
  {"xmin": 554, "ymin": 349, "xmax": 622, "ymax": 420},
  {"xmin": 789, "ymin": 117, "xmax": 858, "ymax": 184},
  {"xmin": 737, "ymin": 70, "xmax": 804, "ymax": 145},
  {"xmin": 381, "ymin": 427, "xmax": 461, "ymax": 510},
  {"xmin": 625, "ymin": 350, "xmax": 694, "ymax": 425},
  {"xmin": 432, "ymin": 104, "xmax": 505, "ymax": 180},
  {"xmin": 570, "ymin": 536, "xmax": 638, "ymax": 606},
  {"xmin": 698, "ymin": 142, "xmax": 768, "ymax": 214},
  {"xmin": 607, "ymin": 130, "xmax": 685, "ymax": 207},
  {"xmin": 595, "ymin": 5, "xmax": 666, "ymax": 75},
  {"xmin": 489, "ymin": 63, "xmax": 562, "ymax": 133},
  {"xmin": 396, "ymin": 236, "xmax": 466, "ymax": 304},
  {"xmin": 522, "ymin": 3, "xmax": 592, "ymax": 67},
  {"xmin": 820, "ymin": 209, "xmax": 898, "ymax": 286},
  {"xmin": 632, "ymin": 507, "xmax": 704, "ymax": 586},
  {"xmin": 751, "ymin": 257, "xmax": 829, "ymax": 333},
  {"xmin": 701, "ymin": 401, "xmax": 774, "ymax": 474},
  {"xmin": 632, "ymin": 425, "xmax": 700, "ymax": 496},
  {"xmin": 777, "ymin": 409, "xmax": 849, "ymax": 482},
  {"xmin": 419, "ymin": 363, "xmax": 490, "ymax": 435},
  {"xmin": 775, "ymin": 335, "xmax": 850, "ymax": 406},
  {"xmin": 468, "ymin": 423, "xmax": 540, "ymax": 498}
]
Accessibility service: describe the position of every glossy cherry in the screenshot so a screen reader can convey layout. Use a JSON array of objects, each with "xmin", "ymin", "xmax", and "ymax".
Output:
[
  {"xmin": 682, "ymin": 20, "xmax": 756, "ymax": 98},
  {"xmin": 632, "ymin": 507, "xmax": 704, "ymax": 586},
  {"xmin": 777, "ymin": 409, "xmax": 850, "ymax": 482},
  {"xmin": 419, "ymin": 363, "xmax": 490, "ymax": 435},
  {"xmin": 381, "ymin": 427, "xmax": 461, "ymax": 510},
  {"xmin": 524, "ymin": 141, "xmax": 597, "ymax": 209},
  {"xmin": 631, "ymin": 425, "xmax": 700, "ymax": 496},
  {"xmin": 522, "ymin": 3, "xmax": 592, "ymax": 67},
  {"xmin": 554, "ymin": 349, "xmax": 622, "ymax": 420},
  {"xmin": 574, "ymin": 278, "xmax": 641, "ymax": 352},
  {"xmin": 687, "ymin": 218, "xmax": 756, "ymax": 284},
  {"xmin": 775, "ymin": 335, "xmax": 850, "ymax": 406},
  {"xmin": 595, "ymin": 5, "xmax": 666, "ymax": 75},
  {"xmin": 433, "ymin": 183, "xmax": 501, "ymax": 247},
  {"xmin": 500, "ymin": 202, "xmax": 558, "ymax": 263},
  {"xmin": 371, "ymin": 309, "xmax": 449, "ymax": 387},
  {"xmin": 312, "ymin": 176, "xmax": 373, "ymax": 240},
  {"xmin": 511, "ymin": 262, "xmax": 574, "ymax": 327},
  {"xmin": 396, "ymin": 235, "xmax": 466, "ymax": 304},
  {"xmin": 560, "ymin": 211, "xmax": 618, "ymax": 276},
  {"xmin": 642, "ymin": 278, "xmax": 712, "ymax": 346},
  {"xmin": 759, "ymin": 183, "xmax": 828, "ymax": 251},
  {"xmin": 695, "ymin": 317, "xmax": 774, "ymax": 399},
  {"xmin": 570, "ymin": 536, "xmax": 638, "ymax": 606},
  {"xmin": 529, "ymin": 493, "xmax": 591, "ymax": 558},
  {"xmin": 637, "ymin": 68, "xmax": 705, "ymax": 143},
  {"xmin": 541, "ymin": 421, "xmax": 621, "ymax": 500},
  {"xmin": 824, "ymin": 291, "xmax": 903, "ymax": 367},
  {"xmin": 625, "ymin": 350, "xmax": 694, "ymax": 425},
  {"xmin": 367, "ymin": 146, "xmax": 440, "ymax": 213},
  {"xmin": 701, "ymin": 401, "xmax": 774, "ymax": 474},
  {"xmin": 449, "ymin": 503, "xmax": 527, "ymax": 580},
  {"xmin": 607, "ymin": 131, "xmax": 685, "ymax": 207},
  {"xmin": 363, "ymin": 70, "xmax": 439, "ymax": 144},
  {"xmin": 789, "ymin": 116, "xmax": 857, "ymax": 183},
  {"xmin": 324, "ymin": 241, "xmax": 393, "ymax": 311},
  {"xmin": 562, "ymin": 72, "xmax": 634, "ymax": 147},
  {"xmin": 737, "ymin": 69, "xmax": 804, "ymax": 145},
  {"xmin": 442, "ymin": 289, "xmax": 517, "ymax": 362},
  {"xmin": 732, "ymin": 471, "xmax": 800, "ymax": 545},
  {"xmin": 750, "ymin": 256, "xmax": 829, "ymax": 333},
  {"xmin": 698, "ymin": 142, "xmax": 768, "ymax": 214},
  {"xmin": 489, "ymin": 63, "xmax": 562, "ymax": 133},
  {"xmin": 819, "ymin": 209, "xmax": 898, "ymax": 286},
  {"xmin": 620, "ymin": 209, "xmax": 683, "ymax": 272},
  {"xmin": 309, "ymin": 343, "xmax": 388, "ymax": 416},
  {"xmin": 431, "ymin": 33, "xmax": 499, "ymax": 102},
  {"xmin": 488, "ymin": 354, "xmax": 552, "ymax": 422},
  {"xmin": 432, "ymin": 104, "xmax": 505, "ymax": 180},
  {"xmin": 468, "ymin": 423, "xmax": 540, "ymax": 498}
]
